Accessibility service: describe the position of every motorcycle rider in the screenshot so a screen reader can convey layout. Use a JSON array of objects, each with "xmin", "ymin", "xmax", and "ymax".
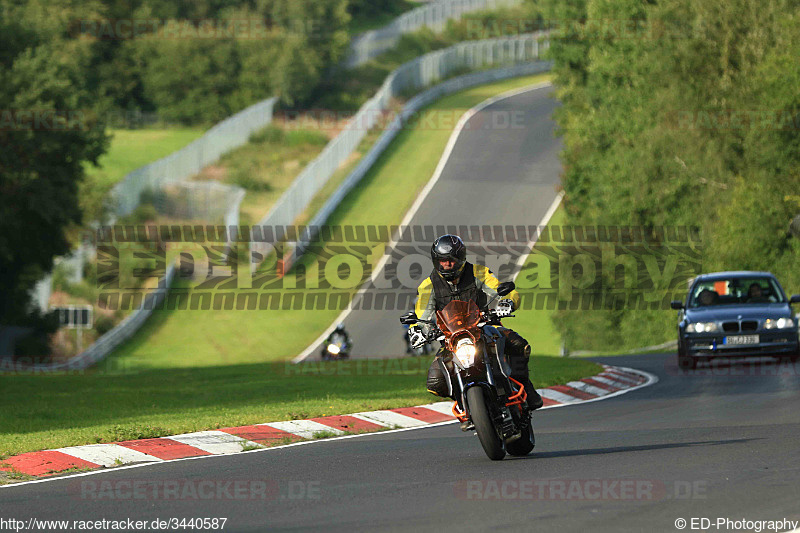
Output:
[
  {"xmin": 320, "ymin": 323, "xmax": 351, "ymax": 360},
  {"xmin": 408, "ymin": 234, "xmax": 544, "ymax": 413}
]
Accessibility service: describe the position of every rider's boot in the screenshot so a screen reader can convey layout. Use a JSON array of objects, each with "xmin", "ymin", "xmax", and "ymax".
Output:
[{"xmin": 521, "ymin": 377, "xmax": 544, "ymax": 411}]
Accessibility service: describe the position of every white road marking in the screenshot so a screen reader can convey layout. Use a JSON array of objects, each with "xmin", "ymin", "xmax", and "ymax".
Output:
[
  {"xmin": 54, "ymin": 444, "xmax": 162, "ymax": 467},
  {"xmin": 167, "ymin": 431, "xmax": 262, "ymax": 455},
  {"xmin": 351, "ymin": 410, "xmax": 430, "ymax": 428},
  {"xmin": 566, "ymin": 381, "xmax": 610, "ymax": 397},
  {"xmin": 512, "ymin": 190, "xmax": 564, "ymax": 280},
  {"xmin": 539, "ymin": 388, "xmax": 579, "ymax": 404},
  {"xmin": 587, "ymin": 375, "xmax": 624, "ymax": 389},
  {"xmin": 261, "ymin": 420, "xmax": 346, "ymax": 439},
  {"xmin": 600, "ymin": 371, "xmax": 641, "ymax": 386},
  {"xmin": 416, "ymin": 402, "xmax": 457, "ymax": 416}
]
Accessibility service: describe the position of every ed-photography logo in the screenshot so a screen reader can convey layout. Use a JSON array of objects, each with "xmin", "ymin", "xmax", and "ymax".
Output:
[{"xmin": 90, "ymin": 223, "xmax": 702, "ymax": 312}]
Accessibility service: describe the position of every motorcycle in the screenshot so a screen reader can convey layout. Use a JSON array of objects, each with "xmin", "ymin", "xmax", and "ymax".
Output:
[
  {"xmin": 321, "ymin": 332, "xmax": 350, "ymax": 361},
  {"xmin": 400, "ymin": 281, "xmax": 534, "ymax": 460}
]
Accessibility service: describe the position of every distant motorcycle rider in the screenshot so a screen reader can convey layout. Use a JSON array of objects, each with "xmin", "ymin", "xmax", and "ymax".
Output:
[
  {"xmin": 409, "ymin": 235, "xmax": 544, "ymax": 411},
  {"xmin": 320, "ymin": 323, "xmax": 351, "ymax": 360}
]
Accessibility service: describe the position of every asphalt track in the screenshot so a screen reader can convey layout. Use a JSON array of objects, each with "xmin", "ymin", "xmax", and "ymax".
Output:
[
  {"xmin": 4, "ymin": 353, "xmax": 800, "ymax": 532},
  {"xmin": 334, "ymin": 83, "xmax": 562, "ymax": 358}
]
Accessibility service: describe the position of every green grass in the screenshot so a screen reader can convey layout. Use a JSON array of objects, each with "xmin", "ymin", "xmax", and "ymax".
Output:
[
  {"xmin": 78, "ymin": 127, "xmax": 205, "ymax": 222},
  {"xmin": 85, "ymin": 128, "xmax": 205, "ymax": 189},
  {"xmin": 511, "ymin": 206, "xmax": 565, "ymax": 356},
  {"xmin": 0, "ymin": 355, "xmax": 599, "ymax": 457},
  {"xmin": 110, "ymin": 73, "xmax": 552, "ymax": 369}
]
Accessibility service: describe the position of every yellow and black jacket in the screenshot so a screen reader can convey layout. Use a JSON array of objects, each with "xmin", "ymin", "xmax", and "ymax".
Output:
[{"xmin": 413, "ymin": 262, "xmax": 520, "ymax": 332}]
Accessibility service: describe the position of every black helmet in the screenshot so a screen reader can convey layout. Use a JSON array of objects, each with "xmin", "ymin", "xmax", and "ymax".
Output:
[{"xmin": 431, "ymin": 234, "xmax": 466, "ymax": 281}]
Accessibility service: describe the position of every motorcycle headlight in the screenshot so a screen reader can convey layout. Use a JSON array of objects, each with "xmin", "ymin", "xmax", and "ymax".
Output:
[
  {"xmin": 454, "ymin": 338, "xmax": 476, "ymax": 368},
  {"xmin": 687, "ymin": 322, "xmax": 718, "ymax": 333},
  {"xmin": 327, "ymin": 343, "xmax": 340, "ymax": 354},
  {"xmin": 765, "ymin": 318, "xmax": 795, "ymax": 330}
]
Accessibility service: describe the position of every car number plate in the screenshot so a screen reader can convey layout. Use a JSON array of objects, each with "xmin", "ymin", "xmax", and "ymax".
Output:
[{"xmin": 724, "ymin": 335, "xmax": 759, "ymax": 345}]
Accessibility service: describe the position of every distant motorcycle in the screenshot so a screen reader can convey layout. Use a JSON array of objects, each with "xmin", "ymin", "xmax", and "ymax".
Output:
[
  {"xmin": 321, "ymin": 331, "xmax": 350, "ymax": 361},
  {"xmin": 400, "ymin": 281, "xmax": 534, "ymax": 460}
]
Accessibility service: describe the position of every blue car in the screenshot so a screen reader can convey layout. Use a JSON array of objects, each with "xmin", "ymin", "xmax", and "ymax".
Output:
[{"xmin": 671, "ymin": 271, "xmax": 800, "ymax": 369}]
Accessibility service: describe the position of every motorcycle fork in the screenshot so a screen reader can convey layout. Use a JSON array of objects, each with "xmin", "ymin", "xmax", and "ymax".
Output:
[{"xmin": 457, "ymin": 363, "xmax": 506, "ymax": 432}]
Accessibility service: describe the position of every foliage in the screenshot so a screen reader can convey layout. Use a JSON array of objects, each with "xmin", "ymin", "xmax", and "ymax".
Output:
[
  {"xmin": 0, "ymin": 1, "xmax": 108, "ymax": 328},
  {"xmin": 542, "ymin": 0, "xmax": 800, "ymax": 351}
]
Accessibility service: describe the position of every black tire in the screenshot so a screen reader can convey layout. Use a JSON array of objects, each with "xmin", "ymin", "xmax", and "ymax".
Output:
[
  {"xmin": 678, "ymin": 354, "xmax": 697, "ymax": 370},
  {"xmin": 789, "ymin": 345, "xmax": 800, "ymax": 363},
  {"xmin": 466, "ymin": 386, "xmax": 505, "ymax": 461},
  {"xmin": 506, "ymin": 416, "xmax": 535, "ymax": 456}
]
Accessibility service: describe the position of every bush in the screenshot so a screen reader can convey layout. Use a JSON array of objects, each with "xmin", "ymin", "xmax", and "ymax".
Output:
[
  {"xmin": 12, "ymin": 334, "xmax": 52, "ymax": 364},
  {"xmin": 230, "ymin": 167, "xmax": 273, "ymax": 192},
  {"xmin": 94, "ymin": 314, "xmax": 116, "ymax": 336}
]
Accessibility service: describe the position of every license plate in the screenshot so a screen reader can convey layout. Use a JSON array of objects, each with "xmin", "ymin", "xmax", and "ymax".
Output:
[{"xmin": 724, "ymin": 335, "xmax": 759, "ymax": 345}]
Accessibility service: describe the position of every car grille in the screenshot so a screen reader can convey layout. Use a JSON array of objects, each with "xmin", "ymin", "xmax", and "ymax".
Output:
[
  {"xmin": 722, "ymin": 322, "xmax": 739, "ymax": 333},
  {"xmin": 741, "ymin": 320, "xmax": 758, "ymax": 332}
]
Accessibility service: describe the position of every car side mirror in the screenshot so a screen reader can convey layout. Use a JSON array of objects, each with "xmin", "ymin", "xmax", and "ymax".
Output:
[
  {"xmin": 400, "ymin": 311, "xmax": 418, "ymax": 325},
  {"xmin": 670, "ymin": 300, "xmax": 684, "ymax": 310},
  {"xmin": 790, "ymin": 294, "xmax": 800, "ymax": 304},
  {"xmin": 497, "ymin": 281, "xmax": 516, "ymax": 297}
]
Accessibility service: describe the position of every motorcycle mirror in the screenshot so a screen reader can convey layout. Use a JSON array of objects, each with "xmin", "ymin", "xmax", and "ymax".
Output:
[
  {"xmin": 400, "ymin": 311, "xmax": 418, "ymax": 325},
  {"xmin": 497, "ymin": 281, "xmax": 516, "ymax": 297}
]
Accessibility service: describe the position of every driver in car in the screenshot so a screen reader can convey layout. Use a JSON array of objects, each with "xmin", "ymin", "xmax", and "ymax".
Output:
[
  {"xmin": 746, "ymin": 283, "xmax": 771, "ymax": 304},
  {"xmin": 408, "ymin": 234, "xmax": 544, "ymax": 413}
]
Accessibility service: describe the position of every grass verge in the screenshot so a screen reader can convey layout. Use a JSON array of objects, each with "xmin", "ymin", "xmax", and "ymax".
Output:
[
  {"xmin": 86, "ymin": 128, "xmax": 206, "ymax": 189},
  {"xmin": 79, "ymin": 128, "xmax": 204, "ymax": 221},
  {"xmin": 511, "ymin": 205, "xmax": 565, "ymax": 356},
  {"xmin": 0, "ymin": 355, "xmax": 599, "ymax": 457}
]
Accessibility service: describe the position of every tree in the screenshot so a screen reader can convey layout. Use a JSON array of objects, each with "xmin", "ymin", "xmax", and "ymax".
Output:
[{"xmin": 0, "ymin": 1, "xmax": 108, "ymax": 328}]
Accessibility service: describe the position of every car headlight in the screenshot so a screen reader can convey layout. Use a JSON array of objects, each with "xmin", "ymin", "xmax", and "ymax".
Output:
[
  {"xmin": 687, "ymin": 322, "xmax": 719, "ymax": 333},
  {"xmin": 327, "ymin": 344, "xmax": 340, "ymax": 354},
  {"xmin": 454, "ymin": 338, "xmax": 476, "ymax": 367},
  {"xmin": 764, "ymin": 318, "xmax": 795, "ymax": 330}
]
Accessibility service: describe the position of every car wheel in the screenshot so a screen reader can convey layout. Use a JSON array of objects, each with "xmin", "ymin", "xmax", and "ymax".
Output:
[
  {"xmin": 677, "ymin": 339, "xmax": 686, "ymax": 357},
  {"xmin": 678, "ymin": 354, "xmax": 697, "ymax": 371}
]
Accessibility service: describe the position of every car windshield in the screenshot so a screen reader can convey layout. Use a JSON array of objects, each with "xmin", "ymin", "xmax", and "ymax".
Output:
[{"xmin": 688, "ymin": 277, "xmax": 786, "ymax": 307}]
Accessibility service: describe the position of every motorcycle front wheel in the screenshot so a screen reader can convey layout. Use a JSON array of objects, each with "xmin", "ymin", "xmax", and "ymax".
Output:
[
  {"xmin": 506, "ymin": 416, "xmax": 535, "ymax": 456},
  {"xmin": 466, "ymin": 386, "xmax": 506, "ymax": 461}
]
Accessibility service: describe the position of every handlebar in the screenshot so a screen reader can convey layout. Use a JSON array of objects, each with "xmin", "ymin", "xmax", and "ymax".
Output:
[{"xmin": 414, "ymin": 309, "xmax": 515, "ymax": 346}]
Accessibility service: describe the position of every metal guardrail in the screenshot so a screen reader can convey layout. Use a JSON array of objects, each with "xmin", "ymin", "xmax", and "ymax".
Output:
[
  {"xmin": 110, "ymin": 98, "xmax": 277, "ymax": 218},
  {"xmin": 346, "ymin": 0, "xmax": 524, "ymax": 67},
  {"xmin": 251, "ymin": 33, "xmax": 550, "ymax": 269}
]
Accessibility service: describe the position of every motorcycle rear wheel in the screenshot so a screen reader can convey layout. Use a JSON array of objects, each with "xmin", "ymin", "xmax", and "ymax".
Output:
[{"xmin": 466, "ymin": 387, "xmax": 506, "ymax": 461}]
